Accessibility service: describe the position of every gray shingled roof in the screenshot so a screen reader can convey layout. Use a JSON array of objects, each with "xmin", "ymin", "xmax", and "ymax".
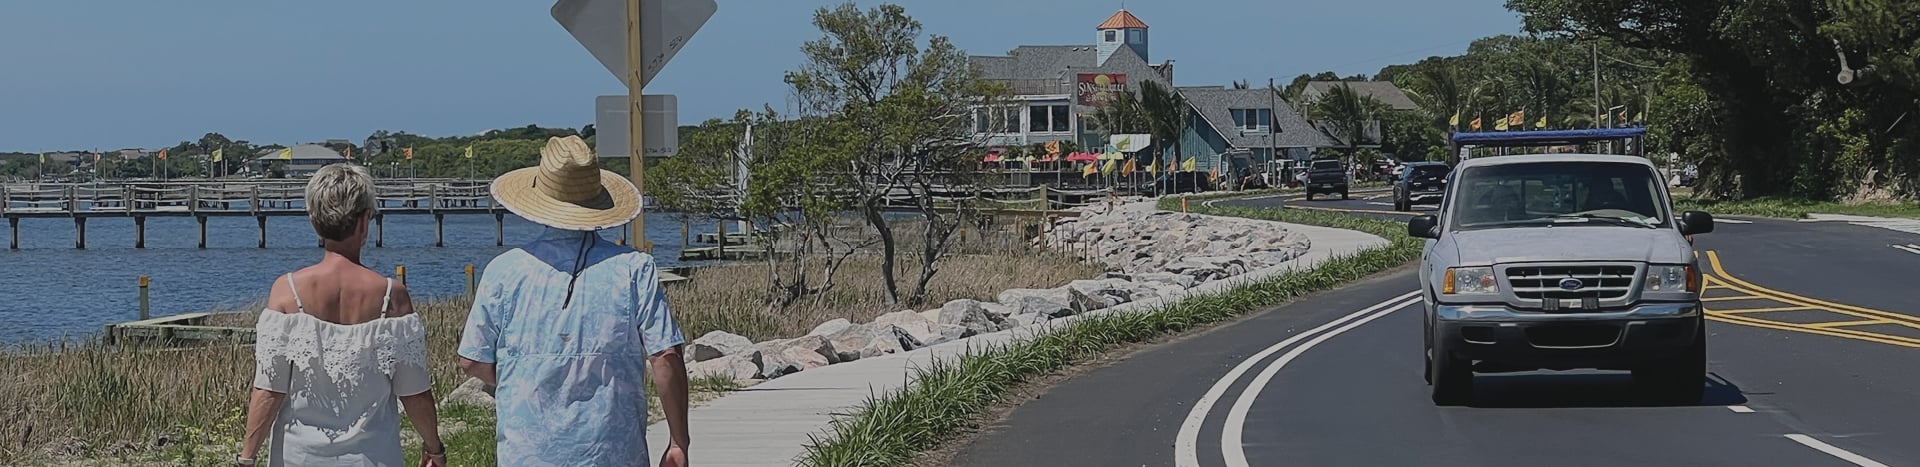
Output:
[
  {"xmin": 970, "ymin": 44, "xmax": 1169, "ymax": 93},
  {"xmin": 1302, "ymin": 81, "xmax": 1419, "ymax": 111},
  {"xmin": 1178, "ymin": 86, "xmax": 1336, "ymax": 149},
  {"xmin": 252, "ymin": 144, "xmax": 347, "ymax": 162}
]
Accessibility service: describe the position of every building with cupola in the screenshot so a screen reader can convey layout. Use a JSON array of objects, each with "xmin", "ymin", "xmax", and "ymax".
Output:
[{"xmin": 968, "ymin": 9, "xmax": 1342, "ymax": 177}]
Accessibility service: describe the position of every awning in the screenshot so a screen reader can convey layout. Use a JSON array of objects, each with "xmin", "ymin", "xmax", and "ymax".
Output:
[{"xmin": 1065, "ymin": 152, "xmax": 1098, "ymax": 162}]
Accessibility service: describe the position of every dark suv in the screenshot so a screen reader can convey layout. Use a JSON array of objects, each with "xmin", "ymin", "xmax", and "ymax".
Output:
[
  {"xmin": 1304, "ymin": 159, "xmax": 1349, "ymax": 200},
  {"xmin": 1393, "ymin": 162, "xmax": 1452, "ymax": 211}
]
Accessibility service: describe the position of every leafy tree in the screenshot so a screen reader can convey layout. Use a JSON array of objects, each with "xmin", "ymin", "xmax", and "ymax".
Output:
[
  {"xmin": 1310, "ymin": 83, "xmax": 1389, "ymax": 165},
  {"xmin": 1138, "ymin": 80, "xmax": 1190, "ymax": 173},
  {"xmin": 784, "ymin": 2, "xmax": 1002, "ymax": 305}
]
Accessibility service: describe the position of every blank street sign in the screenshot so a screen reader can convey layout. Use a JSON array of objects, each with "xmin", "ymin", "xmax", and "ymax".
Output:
[
  {"xmin": 551, "ymin": 0, "xmax": 718, "ymax": 87},
  {"xmin": 596, "ymin": 95, "xmax": 679, "ymax": 157}
]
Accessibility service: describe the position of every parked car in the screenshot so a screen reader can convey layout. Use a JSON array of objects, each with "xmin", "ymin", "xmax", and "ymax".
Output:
[
  {"xmin": 1408, "ymin": 153, "xmax": 1716, "ymax": 406},
  {"xmin": 1393, "ymin": 161, "xmax": 1453, "ymax": 211},
  {"xmin": 1304, "ymin": 159, "xmax": 1349, "ymax": 200}
]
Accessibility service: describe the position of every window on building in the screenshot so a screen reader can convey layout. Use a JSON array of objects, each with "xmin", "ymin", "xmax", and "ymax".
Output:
[
  {"xmin": 1105, "ymin": 30, "xmax": 1117, "ymax": 42},
  {"xmin": 1231, "ymin": 108, "xmax": 1272, "ymax": 133},
  {"xmin": 1028, "ymin": 104, "xmax": 1070, "ymax": 133},
  {"xmin": 1128, "ymin": 29, "xmax": 1144, "ymax": 44},
  {"xmin": 975, "ymin": 106, "xmax": 1018, "ymax": 134}
]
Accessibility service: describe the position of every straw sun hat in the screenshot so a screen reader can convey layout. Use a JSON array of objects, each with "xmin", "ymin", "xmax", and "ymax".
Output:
[{"xmin": 490, "ymin": 135, "xmax": 641, "ymax": 231}]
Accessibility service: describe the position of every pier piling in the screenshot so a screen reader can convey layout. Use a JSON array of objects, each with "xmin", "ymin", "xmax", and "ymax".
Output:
[
  {"xmin": 494, "ymin": 213, "xmax": 504, "ymax": 247},
  {"xmin": 396, "ymin": 265, "xmax": 407, "ymax": 286},
  {"xmin": 138, "ymin": 275, "xmax": 151, "ymax": 321},
  {"xmin": 256, "ymin": 216, "xmax": 268, "ymax": 248},
  {"xmin": 434, "ymin": 213, "xmax": 445, "ymax": 248},
  {"xmin": 8, "ymin": 217, "xmax": 18, "ymax": 250},
  {"xmin": 74, "ymin": 217, "xmax": 87, "ymax": 250},
  {"xmin": 134, "ymin": 216, "xmax": 146, "ymax": 249},
  {"xmin": 464, "ymin": 264, "xmax": 476, "ymax": 300},
  {"xmin": 196, "ymin": 216, "xmax": 208, "ymax": 249},
  {"xmin": 375, "ymin": 215, "xmax": 385, "ymax": 248}
]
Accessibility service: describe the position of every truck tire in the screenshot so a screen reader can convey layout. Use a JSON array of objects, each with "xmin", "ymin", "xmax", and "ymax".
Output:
[
  {"xmin": 1634, "ymin": 322, "xmax": 1707, "ymax": 404},
  {"xmin": 1395, "ymin": 198, "xmax": 1409, "ymax": 212},
  {"xmin": 1429, "ymin": 345, "xmax": 1472, "ymax": 406},
  {"xmin": 1340, "ymin": 190, "xmax": 1350, "ymax": 200}
]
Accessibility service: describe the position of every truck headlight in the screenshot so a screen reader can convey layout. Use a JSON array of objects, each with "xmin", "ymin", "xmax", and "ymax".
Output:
[
  {"xmin": 1643, "ymin": 265, "xmax": 1700, "ymax": 293},
  {"xmin": 1443, "ymin": 267, "xmax": 1497, "ymax": 295}
]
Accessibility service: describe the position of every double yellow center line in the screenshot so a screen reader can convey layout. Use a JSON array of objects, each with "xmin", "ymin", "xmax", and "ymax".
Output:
[{"xmin": 1702, "ymin": 250, "xmax": 1920, "ymax": 348}]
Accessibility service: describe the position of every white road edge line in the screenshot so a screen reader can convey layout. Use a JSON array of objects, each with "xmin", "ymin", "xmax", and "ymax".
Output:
[
  {"xmin": 1784, "ymin": 434, "xmax": 1890, "ymax": 467},
  {"xmin": 1892, "ymin": 245, "xmax": 1920, "ymax": 256},
  {"xmin": 1221, "ymin": 296, "xmax": 1422, "ymax": 467},
  {"xmin": 1717, "ymin": 218, "xmax": 1754, "ymax": 224},
  {"xmin": 1172, "ymin": 290, "xmax": 1422, "ymax": 467},
  {"xmin": 1728, "ymin": 405, "xmax": 1755, "ymax": 413}
]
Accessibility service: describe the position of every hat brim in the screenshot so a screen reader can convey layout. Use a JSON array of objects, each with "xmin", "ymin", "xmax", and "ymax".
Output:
[{"xmin": 491, "ymin": 167, "xmax": 641, "ymax": 231}]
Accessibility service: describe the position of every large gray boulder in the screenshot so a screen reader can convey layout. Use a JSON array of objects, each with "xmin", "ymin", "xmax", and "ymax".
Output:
[
  {"xmin": 1134, "ymin": 272, "xmax": 1197, "ymax": 289},
  {"xmin": 688, "ymin": 350, "xmax": 763, "ymax": 381},
  {"xmin": 753, "ymin": 335, "xmax": 839, "ymax": 378},
  {"xmin": 1066, "ymin": 279, "xmax": 1134, "ymax": 308},
  {"xmin": 442, "ymin": 377, "xmax": 495, "ymax": 408},
  {"xmin": 997, "ymin": 287, "xmax": 1098, "ymax": 318},
  {"xmin": 872, "ymin": 310, "xmax": 940, "ymax": 349},
  {"xmin": 822, "ymin": 323, "xmax": 909, "ymax": 361},
  {"xmin": 938, "ymin": 299, "xmax": 1000, "ymax": 335},
  {"xmin": 808, "ymin": 318, "xmax": 854, "ymax": 337},
  {"xmin": 690, "ymin": 331, "xmax": 754, "ymax": 362}
]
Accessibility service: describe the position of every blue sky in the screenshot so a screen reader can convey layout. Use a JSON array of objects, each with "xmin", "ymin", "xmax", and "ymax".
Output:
[{"xmin": 1, "ymin": 1, "xmax": 1518, "ymax": 152}]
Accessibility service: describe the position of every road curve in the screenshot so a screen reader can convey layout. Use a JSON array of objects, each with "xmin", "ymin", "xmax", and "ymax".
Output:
[{"xmin": 952, "ymin": 198, "xmax": 1920, "ymax": 466}]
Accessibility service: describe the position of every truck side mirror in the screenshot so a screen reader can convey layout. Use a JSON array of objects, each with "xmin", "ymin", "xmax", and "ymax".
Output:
[
  {"xmin": 1679, "ymin": 211, "xmax": 1714, "ymax": 235},
  {"xmin": 1407, "ymin": 215, "xmax": 1441, "ymax": 239}
]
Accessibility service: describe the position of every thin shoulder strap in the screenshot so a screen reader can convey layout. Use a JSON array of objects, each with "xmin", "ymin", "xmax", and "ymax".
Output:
[
  {"xmin": 380, "ymin": 278, "xmax": 395, "ymax": 318},
  {"xmin": 285, "ymin": 273, "xmax": 306, "ymax": 313}
]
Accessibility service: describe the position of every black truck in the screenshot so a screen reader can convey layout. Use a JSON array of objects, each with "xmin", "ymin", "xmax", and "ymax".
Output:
[{"xmin": 1304, "ymin": 159, "xmax": 1349, "ymax": 200}]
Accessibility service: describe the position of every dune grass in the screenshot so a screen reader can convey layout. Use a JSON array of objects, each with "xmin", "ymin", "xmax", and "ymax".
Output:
[
  {"xmin": 795, "ymin": 197, "xmax": 1421, "ymax": 466},
  {"xmin": 0, "ymin": 217, "xmax": 1097, "ymax": 465}
]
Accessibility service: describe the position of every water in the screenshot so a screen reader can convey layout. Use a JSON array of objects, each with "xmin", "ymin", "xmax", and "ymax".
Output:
[{"xmin": 0, "ymin": 212, "xmax": 742, "ymax": 344}]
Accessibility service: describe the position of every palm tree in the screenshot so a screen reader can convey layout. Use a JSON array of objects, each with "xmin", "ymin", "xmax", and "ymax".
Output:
[
  {"xmin": 1138, "ymin": 80, "xmax": 1190, "ymax": 174},
  {"xmin": 1310, "ymin": 83, "xmax": 1388, "ymax": 167}
]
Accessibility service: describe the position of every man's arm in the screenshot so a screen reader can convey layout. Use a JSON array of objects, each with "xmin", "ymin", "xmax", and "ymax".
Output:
[
  {"xmin": 649, "ymin": 345, "xmax": 690, "ymax": 450},
  {"xmin": 459, "ymin": 357, "xmax": 497, "ymax": 387}
]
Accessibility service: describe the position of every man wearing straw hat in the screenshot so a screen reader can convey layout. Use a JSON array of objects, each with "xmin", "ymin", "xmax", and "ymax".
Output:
[{"xmin": 457, "ymin": 136, "xmax": 691, "ymax": 467}]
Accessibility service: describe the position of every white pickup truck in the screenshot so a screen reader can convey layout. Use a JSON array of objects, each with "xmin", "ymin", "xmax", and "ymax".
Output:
[{"xmin": 1407, "ymin": 153, "xmax": 1717, "ymax": 406}]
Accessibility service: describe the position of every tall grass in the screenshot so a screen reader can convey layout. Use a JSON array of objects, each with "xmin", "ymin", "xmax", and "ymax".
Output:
[
  {"xmin": 1673, "ymin": 195, "xmax": 1920, "ymax": 220},
  {"xmin": 795, "ymin": 197, "xmax": 1422, "ymax": 466},
  {"xmin": 0, "ymin": 218, "xmax": 1096, "ymax": 464}
]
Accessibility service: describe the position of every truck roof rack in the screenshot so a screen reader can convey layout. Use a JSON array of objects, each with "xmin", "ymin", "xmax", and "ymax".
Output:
[{"xmin": 1449, "ymin": 128, "xmax": 1647, "ymax": 159}]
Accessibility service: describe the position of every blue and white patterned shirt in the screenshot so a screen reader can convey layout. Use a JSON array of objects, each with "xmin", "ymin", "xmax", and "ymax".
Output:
[{"xmin": 457, "ymin": 227, "xmax": 685, "ymax": 466}]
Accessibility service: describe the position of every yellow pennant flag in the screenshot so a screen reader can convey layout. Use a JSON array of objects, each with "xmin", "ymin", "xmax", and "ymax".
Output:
[
  {"xmin": 1448, "ymin": 111, "xmax": 1460, "ymax": 129},
  {"xmin": 1082, "ymin": 162, "xmax": 1097, "ymax": 178},
  {"xmin": 1535, "ymin": 116, "xmax": 1547, "ymax": 129},
  {"xmin": 1102, "ymin": 158, "xmax": 1118, "ymax": 176},
  {"xmin": 1148, "ymin": 157, "xmax": 1158, "ymax": 174},
  {"xmin": 39, "ymin": 153, "xmax": 46, "ymax": 164},
  {"xmin": 1494, "ymin": 117, "xmax": 1510, "ymax": 131},
  {"xmin": 1181, "ymin": 157, "xmax": 1196, "ymax": 172},
  {"xmin": 278, "ymin": 148, "xmax": 293, "ymax": 160},
  {"xmin": 464, "ymin": 145, "xmax": 475, "ymax": 159},
  {"xmin": 212, "ymin": 149, "xmax": 223, "ymax": 162}
]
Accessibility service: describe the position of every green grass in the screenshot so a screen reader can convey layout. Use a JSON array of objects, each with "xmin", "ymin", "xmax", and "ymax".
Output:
[
  {"xmin": 794, "ymin": 197, "xmax": 1420, "ymax": 466},
  {"xmin": 1673, "ymin": 196, "xmax": 1920, "ymax": 220}
]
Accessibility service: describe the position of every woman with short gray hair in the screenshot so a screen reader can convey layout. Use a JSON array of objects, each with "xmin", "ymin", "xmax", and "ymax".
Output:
[{"xmin": 240, "ymin": 163, "xmax": 447, "ymax": 466}]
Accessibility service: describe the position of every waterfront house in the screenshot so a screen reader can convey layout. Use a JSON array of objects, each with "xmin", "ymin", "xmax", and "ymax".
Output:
[
  {"xmin": 967, "ymin": 9, "xmax": 1340, "ymax": 179},
  {"xmin": 251, "ymin": 144, "xmax": 346, "ymax": 177}
]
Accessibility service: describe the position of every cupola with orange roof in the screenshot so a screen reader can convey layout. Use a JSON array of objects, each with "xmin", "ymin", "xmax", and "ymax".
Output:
[{"xmin": 1096, "ymin": 9, "xmax": 1148, "ymax": 66}]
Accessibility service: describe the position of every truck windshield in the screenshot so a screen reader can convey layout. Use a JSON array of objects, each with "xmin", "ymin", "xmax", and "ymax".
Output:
[{"xmin": 1448, "ymin": 162, "xmax": 1668, "ymax": 230}]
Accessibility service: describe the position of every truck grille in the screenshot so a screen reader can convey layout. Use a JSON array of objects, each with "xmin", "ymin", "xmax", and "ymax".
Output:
[{"xmin": 1505, "ymin": 265, "xmax": 1637, "ymax": 310}]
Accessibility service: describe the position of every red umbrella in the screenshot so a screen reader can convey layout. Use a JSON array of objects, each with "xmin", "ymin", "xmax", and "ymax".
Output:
[
  {"xmin": 983, "ymin": 153, "xmax": 1001, "ymax": 163},
  {"xmin": 1065, "ymin": 152, "xmax": 1098, "ymax": 162}
]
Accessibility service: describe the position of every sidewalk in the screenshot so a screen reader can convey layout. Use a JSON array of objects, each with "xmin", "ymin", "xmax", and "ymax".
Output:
[{"xmin": 644, "ymin": 216, "xmax": 1389, "ymax": 466}]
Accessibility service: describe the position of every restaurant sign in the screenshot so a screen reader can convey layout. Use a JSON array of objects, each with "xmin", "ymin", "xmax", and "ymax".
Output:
[{"xmin": 1076, "ymin": 73, "xmax": 1128, "ymax": 106}]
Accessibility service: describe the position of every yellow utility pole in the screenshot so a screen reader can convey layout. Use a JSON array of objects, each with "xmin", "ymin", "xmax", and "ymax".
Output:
[{"xmin": 626, "ymin": 0, "xmax": 649, "ymax": 251}]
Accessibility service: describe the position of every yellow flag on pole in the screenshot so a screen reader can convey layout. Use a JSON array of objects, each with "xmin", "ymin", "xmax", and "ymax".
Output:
[
  {"xmin": 278, "ymin": 148, "xmax": 293, "ymax": 160},
  {"xmin": 1494, "ymin": 117, "xmax": 1510, "ymax": 131},
  {"xmin": 39, "ymin": 153, "xmax": 46, "ymax": 165},
  {"xmin": 212, "ymin": 149, "xmax": 223, "ymax": 162},
  {"xmin": 1535, "ymin": 116, "xmax": 1547, "ymax": 129},
  {"xmin": 464, "ymin": 145, "xmax": 475, "ymax": 159},
  {"xmin": 1448, "ymin": 111, "xmax": 1460, "ymax": 129},
  {"xmin": 1102, "ymin": 159, "xmax": 1118, "ymax": 176},
  {"xmin": 1181, "ymin": 157, "xmax": 1196, "ymax": 172},
  {"xmin": 1082, "ymin": 162, "xmax": 1097, "ymax": 178},
  {"xmin": 1148, "ymin": 157, "xmax": 1158, "ymax": 174}
]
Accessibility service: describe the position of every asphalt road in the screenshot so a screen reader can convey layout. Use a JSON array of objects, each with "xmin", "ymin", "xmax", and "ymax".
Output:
[{"xmin": 952, "ymin": 193, "xmax": 1920, "ymax": 466}]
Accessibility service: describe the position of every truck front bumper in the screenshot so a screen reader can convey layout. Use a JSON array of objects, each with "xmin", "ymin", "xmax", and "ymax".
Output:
[{"xmin": 1432, "ymin": 302, "xmax": 1701, "ymax": 371}]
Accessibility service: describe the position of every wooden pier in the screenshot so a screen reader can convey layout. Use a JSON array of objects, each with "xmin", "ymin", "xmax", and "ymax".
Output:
[{"xmin": 2, "ymin": 179, "xmax": 509, "ymax": 249}]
